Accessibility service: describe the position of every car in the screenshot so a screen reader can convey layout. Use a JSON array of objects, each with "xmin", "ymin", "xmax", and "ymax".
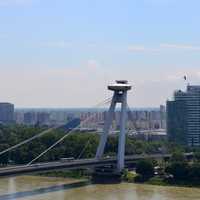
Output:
[{"xmin": 60, "ymin": 157, "xmax": 75, "ymax": 162}]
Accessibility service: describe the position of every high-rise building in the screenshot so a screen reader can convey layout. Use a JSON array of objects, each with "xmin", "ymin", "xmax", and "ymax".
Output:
[
  {"xmin": 14, "ymin": 111, "xmax": 24, "ymax": 124},
  {"xmin": 167, "ymin": 85, "xmax": 200, "ymax": 146},
  {"xmin": 0, "ymin": 103, "xmax": 14, "ymax": 124},
  {"xmin": 24, "ymin": 112, "xmax": 37, "ymax": 125},
  {"xmin": 37, "ymin": 112, "xmax": 50, "ymax": 125},
  {"xmin": 160, "ymin": 105, "xmax": 166, "ymax": 129}
]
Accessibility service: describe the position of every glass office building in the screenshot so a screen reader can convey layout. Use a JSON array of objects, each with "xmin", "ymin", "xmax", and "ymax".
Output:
[{"xmin": 167, "ymin": 85, "xmax": 200, "ymax": 146}]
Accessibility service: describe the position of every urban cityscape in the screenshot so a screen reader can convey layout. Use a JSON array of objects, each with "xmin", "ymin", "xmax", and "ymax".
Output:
[
  {"xmin": 2, "ymin": 84, "xmax": 200, "ymax": 148},
  {"xmin": 1, "ymin": 0, "xmax": 200, "ymax": 200},
  {"xmin": 1, "ymin": 103, "xmax": 166, "ymax": 131}
]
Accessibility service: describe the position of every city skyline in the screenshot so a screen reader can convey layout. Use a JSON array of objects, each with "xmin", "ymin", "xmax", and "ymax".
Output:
[{"xmin": 1, "ymin": 0, "xmax": 200, "ymax": 107}]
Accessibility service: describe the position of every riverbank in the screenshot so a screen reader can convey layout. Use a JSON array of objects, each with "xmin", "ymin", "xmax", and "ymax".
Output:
[
  {"xmin": 145, "ymin": 176, "xmax": 200, "ymax": 188},
  {"xmin": 37, "ymin": 170, "xmax": 200, "ymax": 189},
  {"xmin": 122, "ymin": 170, "xmax": 200, "ymax": 188},
  {"xmin": 37, "ymin": 170, "xmax": 89, "ymax": 180}
]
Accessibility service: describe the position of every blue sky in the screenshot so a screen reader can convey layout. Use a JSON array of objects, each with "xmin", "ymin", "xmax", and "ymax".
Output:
[{"xmin": 0, "ymin": 0, "xmax": 200, "ymax": 107}]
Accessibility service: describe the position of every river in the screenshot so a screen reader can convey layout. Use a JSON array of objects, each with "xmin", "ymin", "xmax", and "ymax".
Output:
[{"xmin": 0, "ymin": 176, "xmax": 200, "ymax": 200}]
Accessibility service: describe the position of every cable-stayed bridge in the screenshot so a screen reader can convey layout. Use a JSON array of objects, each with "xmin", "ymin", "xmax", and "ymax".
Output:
[
  {"xmin": 0, "ymin": 154, "xmax": 171, "ymax": 177},
  {"xmin": 0, "ymin": 153, "xmax": 193, "ymax": 177},
  {"xmin": 0, "ymin": 80, "xmax": 172, "ymax": 179}
]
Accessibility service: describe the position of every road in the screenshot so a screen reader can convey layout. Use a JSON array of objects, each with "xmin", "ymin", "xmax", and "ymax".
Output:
[{"xmin": 0, "ymin": 153, "xmax": 193, "ymax": 177}]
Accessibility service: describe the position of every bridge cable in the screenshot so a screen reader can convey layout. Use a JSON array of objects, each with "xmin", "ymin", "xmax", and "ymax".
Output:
[
  {"xmin": 77, "ymin": 104, "xmax": 135, "ymax": 160},
  {"xmin": 77, "ymin": 139, "xmax": 91, "ymax": 159},
  {"xmin": 0, "ymin": 127, "xmax": 56, "ymax": 156},
  {"xmin": 28, "ymin": 102, "xmax": 132, "ymax": 164},
  {"xmin": 26, "ymin": 98, "xmax": 112, "ymax": 166},
  {"xmin": 0, "ymin": 97, "xmax": 112, "ymax": 157}
]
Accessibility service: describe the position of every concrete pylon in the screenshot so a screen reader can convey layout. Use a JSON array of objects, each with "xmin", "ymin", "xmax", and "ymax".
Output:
[{"xmin": 95, "ymin": 80, "xmax": 132, "ymax": 172}]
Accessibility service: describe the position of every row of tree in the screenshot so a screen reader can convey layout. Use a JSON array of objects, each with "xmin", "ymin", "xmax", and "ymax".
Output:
[
  {"xmin": 166, "ymin": 152, "xmax": 200, "ymax": 183},
  {"xmin": 0, "ymin": 124, "xmax": 175, "ymax": 165},
  {"xmin": 135, "ymin": 151, "xmax": 200, "ymax": 185}
]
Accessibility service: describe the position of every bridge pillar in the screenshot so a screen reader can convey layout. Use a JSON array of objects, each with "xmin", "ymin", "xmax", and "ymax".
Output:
[
  {"xmin": 117, "ymin": 91, "xmax": 127, "ymax": 171},
  {"xmin": 95, "ymin": 93, "xmax": 117, "ymax": 159},
  {"xmin": 95, "ymin": 80, "xmax": 131, "ymax": 172}
]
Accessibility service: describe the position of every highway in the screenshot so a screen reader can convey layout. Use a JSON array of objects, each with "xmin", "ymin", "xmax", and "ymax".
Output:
[
  {"xmin": 0, "ymin": 154, "xmax": 170, "ymax": 177},
  {"xmin": 0, "ymin": 153, "xmax": 193, "ymax": 177}
]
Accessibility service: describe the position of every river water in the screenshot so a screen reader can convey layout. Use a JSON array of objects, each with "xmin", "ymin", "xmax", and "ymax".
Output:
[{"xmin": 0, "ymin": 176, "xmax": 200, "ymax": 200}]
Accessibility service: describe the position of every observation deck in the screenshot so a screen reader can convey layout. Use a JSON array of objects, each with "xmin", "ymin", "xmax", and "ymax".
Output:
[{"xmin": 108, "ymin": 80, "xmax": 132, "ymax": 91}]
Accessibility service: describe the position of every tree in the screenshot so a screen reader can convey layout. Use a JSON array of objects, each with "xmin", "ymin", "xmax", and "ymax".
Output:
[
  {"xmin": 188, "ymin": 163, "xmax": 200, "ymax": 182},
  {"xmin": 165, "ymin": 161, "xmax": 189, "ymax": 181},
  {"xmin": 194, "ymin": 152, "xmax": 200, "ymax": 162},
  {"xmin": 170, "ymin": 151, "xmax": 185, "ymax": 163},
  {"xmin": 0, "ymin": 144, "xmax": 9, "ymax": 165},
  {"xmin": 136, "ymin": 160, "xmax": 154, "ymax": 181}
]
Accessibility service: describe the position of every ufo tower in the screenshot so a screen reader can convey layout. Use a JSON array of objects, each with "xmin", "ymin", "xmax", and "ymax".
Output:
[{"xmin": 95, "ymin": 80, "xmax": 132, "ymax": 172}]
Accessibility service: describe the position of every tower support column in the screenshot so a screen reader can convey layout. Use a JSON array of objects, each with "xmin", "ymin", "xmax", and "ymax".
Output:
[
  {"xmin": 96, "ymin": 93, "xmax": 117, "ymax": 159},
  {"xmin": 95, "ymin": 80, "xmax": 131, "ymax": 173},
  {"xmin": 117, "ymin": 91, "xmax": 127, "ymax": 172}
]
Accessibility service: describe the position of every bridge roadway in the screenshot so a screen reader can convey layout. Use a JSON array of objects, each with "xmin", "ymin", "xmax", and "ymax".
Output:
[{"xmin": 0, "ymin": 153, "xmax": 193, "ymax": 177}]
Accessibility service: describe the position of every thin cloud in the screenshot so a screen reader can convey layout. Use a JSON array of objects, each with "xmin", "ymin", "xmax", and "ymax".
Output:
[
  {"xmin": 42, "ymin": 41, "xmax": 71, "ymax": 48},
  {"xmin": 128, "ymin": 45, "xmax": 159, "ymax": 52},
  {"xmin": 160, "ymin": 43, "xmax": 200, "ymax": 51},
  {"xmin": 128, "ymin": 43, "xmax": 200, "ymax": 53}
]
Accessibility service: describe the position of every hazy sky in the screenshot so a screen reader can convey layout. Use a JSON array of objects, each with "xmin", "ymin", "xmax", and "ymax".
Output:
[{"xmin": 0, "ymin": 0, "xmax": 200, "ymax": 108}]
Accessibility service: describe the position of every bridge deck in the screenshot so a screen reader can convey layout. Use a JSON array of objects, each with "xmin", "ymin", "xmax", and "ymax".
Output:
[{"xmin": 0, "ymin": 154, "xmax": 176, "ymax": 177}]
